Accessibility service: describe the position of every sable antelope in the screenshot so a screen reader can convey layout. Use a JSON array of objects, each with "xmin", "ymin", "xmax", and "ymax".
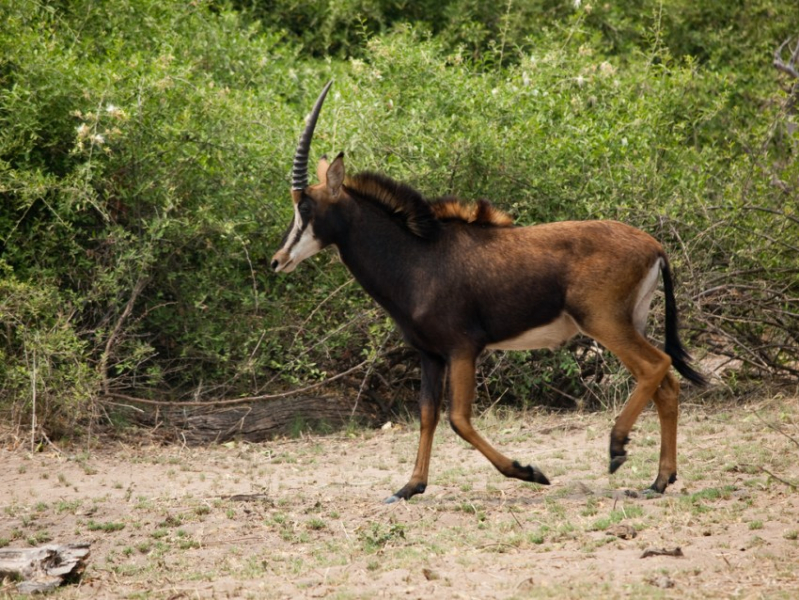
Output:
[{"xmin": 272, "ymin": 81, "xmax": 706, "ymax": 503}]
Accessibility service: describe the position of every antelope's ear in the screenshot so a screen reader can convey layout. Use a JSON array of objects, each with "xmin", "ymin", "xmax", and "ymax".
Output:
[
  {"xmin": 326, "ymin": 152, "xmax": 345, "ymax": 198},
  {"xmin": 316, "ymin": 154, "xmax": 330, "ymax": 186}
]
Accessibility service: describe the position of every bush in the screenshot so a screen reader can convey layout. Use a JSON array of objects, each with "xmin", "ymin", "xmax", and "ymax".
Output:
[
  {"xmin": 0, "ymin": 0, "xmax": 315, "ymax": 432},
  {"xmin": 1, "ymin": 0, "xmax": 797, "ymax": 437}
]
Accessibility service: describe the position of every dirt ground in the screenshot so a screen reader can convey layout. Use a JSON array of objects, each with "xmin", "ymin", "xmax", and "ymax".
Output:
[{"xmin": 2, "ymin": 396, "xmax": 798, "ymax": 599}]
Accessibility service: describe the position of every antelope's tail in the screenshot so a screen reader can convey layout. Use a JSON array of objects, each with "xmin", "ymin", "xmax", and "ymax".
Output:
[{"xmin": 661, "ymin": 259, "xmax": 707, "ymax": 386}]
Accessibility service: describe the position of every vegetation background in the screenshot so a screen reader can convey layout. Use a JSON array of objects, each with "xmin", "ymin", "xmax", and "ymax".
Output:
[{"xmin": 1, "ymin": 0, "xmax": 798, "ymax": 438}]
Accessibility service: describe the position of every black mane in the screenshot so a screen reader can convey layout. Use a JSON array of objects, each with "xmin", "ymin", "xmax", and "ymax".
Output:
[{"xmin": 344, "ymin": 172, "xmax": 513, "ymax": 239}]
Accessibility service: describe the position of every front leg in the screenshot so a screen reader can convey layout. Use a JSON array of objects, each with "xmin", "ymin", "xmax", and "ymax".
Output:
[
  {"xmin": 385, "ymin": 352, "xmax": 446, "ymax": 503},
  {"xmin": 448, "ymin": 352, "xmax": 550, "ymax": 486}
]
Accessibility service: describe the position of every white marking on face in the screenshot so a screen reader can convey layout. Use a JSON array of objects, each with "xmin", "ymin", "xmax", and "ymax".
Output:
[
  {"xmin": 273, "ymin": 203, "xmax": 323, "ymax": 273},
  {"xmin": 632, "ymin": 259, "xmax": 662, "ymax": 334},
  {"xmin": 487, "ymin": 313, "xmax": 580, "ymax": 351},
  {"xmin": 285, "ymin": 226, "xmax": 322, "ymax": 271}
]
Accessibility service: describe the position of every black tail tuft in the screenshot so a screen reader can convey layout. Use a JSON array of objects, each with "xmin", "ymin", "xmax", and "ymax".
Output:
[{"xmin": 661, "ymin": 258, "xmax": 707, "ymax": 387}]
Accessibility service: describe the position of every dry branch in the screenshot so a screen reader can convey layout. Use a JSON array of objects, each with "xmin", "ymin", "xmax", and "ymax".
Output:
[
  {"xmin": 774, "ymin": 36, "xmax": 799, "ymax": 114},
  {"xmin": 0, "ymin": 543, "xmax": 90, "ymax": 594},
  {"xmin": 105, "ymin": 359, "xmax": 371, "ymax": 407},
  {"xmin": 774, "ymin": 37, "xmax": 799, "ymax": 80},
  {"xmin": 640, "ymin": 547, "xmax": 684, "ymax": 559}
]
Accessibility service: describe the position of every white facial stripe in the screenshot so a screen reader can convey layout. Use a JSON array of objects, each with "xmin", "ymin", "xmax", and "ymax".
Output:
[
  {"xmin": 277, "ymin": 203, "xmax": 322, "ymax": 273},
  {"xmin": 286, "ymin": 203, "xmax": 304, "ymax": 247},
  {"xmin": 288, "ymin": 225, "xmax": 322, "ymax": 266}
]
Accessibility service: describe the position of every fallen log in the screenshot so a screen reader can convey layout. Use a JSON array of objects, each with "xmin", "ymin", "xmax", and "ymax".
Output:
[
  {"xmin": 0, "ymin": 543, "xmax": 90, "ymax": 594},
  {"xmin": 133, "ymin": 395, "xmax": 386, "ymax": 444}
]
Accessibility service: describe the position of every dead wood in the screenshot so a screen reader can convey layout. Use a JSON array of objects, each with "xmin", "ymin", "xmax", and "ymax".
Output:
[
  {"xmin": 133, "ymin": 395, "xmax": 385, "ymax": 443},
  {"xmin": 0, "ymin": 543, "xmax": 90, "ymax": 594},
  {"xmin": 640, "ymin": 547, "xmax": 684, "ymax": 559}
]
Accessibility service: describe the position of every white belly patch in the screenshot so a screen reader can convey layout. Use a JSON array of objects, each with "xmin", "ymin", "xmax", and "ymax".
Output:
[{"xmin": 487, "ymin": 313, "xmax": 580, "ymax": 351}]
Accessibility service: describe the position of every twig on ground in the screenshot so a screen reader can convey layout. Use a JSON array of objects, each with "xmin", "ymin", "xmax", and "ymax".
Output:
[
  {"xmin": 752, "ymin": 409, "xmax": 799, "ymax": 450},
  {"xmin": 759, "ymin": 466, "xmax": 798, "ymax": 490}
]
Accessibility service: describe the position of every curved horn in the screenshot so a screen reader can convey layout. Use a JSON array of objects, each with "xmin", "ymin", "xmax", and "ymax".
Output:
[{"xmin": 292, "ymin": 80, "xmax": 334, "ymax": 191}]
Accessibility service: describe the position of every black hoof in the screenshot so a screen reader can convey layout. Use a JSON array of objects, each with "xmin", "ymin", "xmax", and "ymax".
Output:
[
  {"xmin": 609, "ymin": 455, "xmax": 627, "ymax": 474},
  {"xmin": 647, "ymin": 472, "xmax": 676, "ymax": 495},
  {"xmin": 385, "ymin": 482, "xmax": 426, "ymax": 503},
  {"xmin": 512, "ymin": 460, "xmax": 551, "ymax": 485},
  {"xmin": 609, "ymin": 433, "xmax": 630, "ymax": 474}
]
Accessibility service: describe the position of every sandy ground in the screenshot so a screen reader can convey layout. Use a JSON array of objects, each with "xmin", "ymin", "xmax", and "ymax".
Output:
[{"xmin": 1, "ymin": 397, "xmax": 798, "ymax": 599}]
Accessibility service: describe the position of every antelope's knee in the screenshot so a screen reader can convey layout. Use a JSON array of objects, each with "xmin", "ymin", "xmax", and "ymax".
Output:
[
  {"xmin": 659, "ymin": 371, "xmax": 680, "ymax": 396},
  {"xmin": 449, "ymin": 415, "xmax": 468, "ymax": 438}
]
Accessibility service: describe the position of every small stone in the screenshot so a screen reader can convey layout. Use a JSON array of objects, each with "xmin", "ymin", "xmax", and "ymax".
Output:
[
  {"xmin": 606, "ymin": 524, "xmax": 637, "ymax": 539},
  {"xmin": 648, "ymin": 575, "xmax": 674, "ymax": 589}
]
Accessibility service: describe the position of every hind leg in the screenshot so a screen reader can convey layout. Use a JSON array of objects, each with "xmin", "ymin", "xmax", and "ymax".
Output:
[
  {"xmin": 649, "ymin": 371, "xmax": 680, "ymax": 493},
  {"xmin": 582, "ymin": 322, "xmax": 672, "ymax": 480},
  {"xmin": 607, "ymin": 344, "xmax": 672, "ymax": 478}
]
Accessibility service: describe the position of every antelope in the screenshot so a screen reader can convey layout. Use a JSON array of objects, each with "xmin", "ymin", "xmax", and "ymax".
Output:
[{"xmin": 271, "ymin": 81, "xmax": 706, "ymax": 503}]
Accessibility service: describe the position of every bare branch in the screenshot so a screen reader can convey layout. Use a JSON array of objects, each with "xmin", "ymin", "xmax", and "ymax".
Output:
[
  {"xmin": 759, "ymin": 466, "xmax": 798, "ymax": 490},
  {"xmin": 752, "ymin": 410, "xmax": 799, "ymax": 450},
  {"xmin": 100, "ymin": 275, "xmax": 150, "ymax": 395},
  {"xmin": 774, "ymin": 37, "xmax": 799, "ymax": 80},
  {"xmin": 104, "ymin": 358, "xmax": 370, "ymax": 407}
]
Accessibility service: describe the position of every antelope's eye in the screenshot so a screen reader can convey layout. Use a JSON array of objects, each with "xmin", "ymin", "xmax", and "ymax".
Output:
[{"xmin": 298, "ymin": 200, "xmax": 313, "ymax": 220}]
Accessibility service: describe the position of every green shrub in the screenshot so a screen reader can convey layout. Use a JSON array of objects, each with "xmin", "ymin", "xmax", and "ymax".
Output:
[
  {"xmin": 1, "ymin": 0, "xmax": 797, "ymax": 437},
  {"xmin": 0, "ymin": 264, "xmax": 98, "ymax": 436}
]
